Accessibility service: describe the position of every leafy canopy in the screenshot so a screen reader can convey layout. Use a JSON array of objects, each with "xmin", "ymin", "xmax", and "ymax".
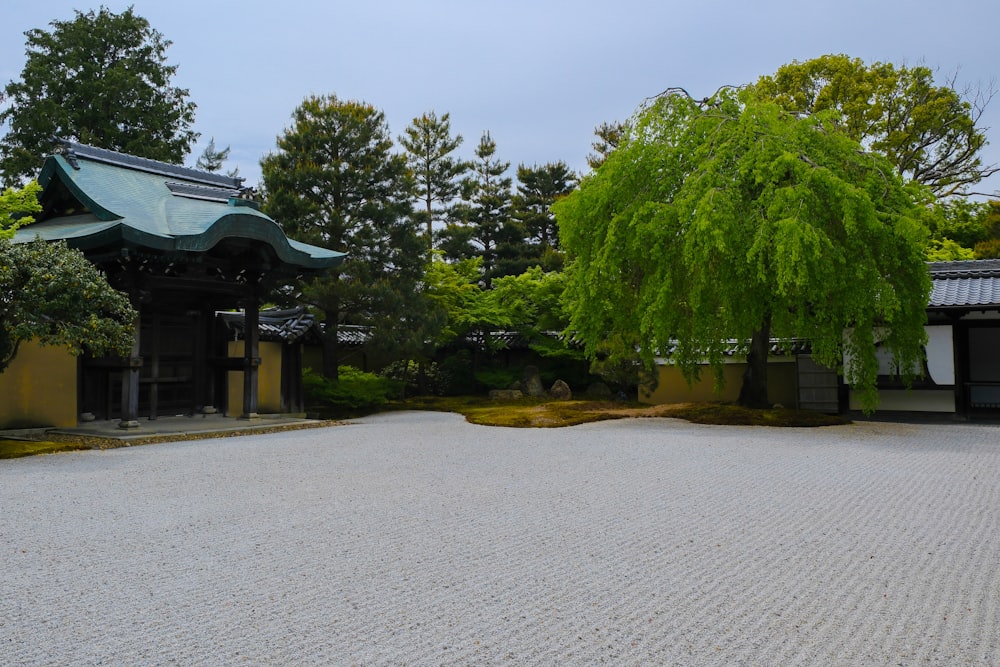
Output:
[
  {"xmin": 554, "ymin": 86, "xmax": 932, "ymax": 411},
  {"xmin": 755, "ymin": 54, "xmax": 996, "ymax": 197},
  {"xmin": 0, "ymin": 6, "xmax": 197, "ymax": 185},
  {"xmin": 1, "ymin": 182, "xmax": 136, "ymax": 372}
]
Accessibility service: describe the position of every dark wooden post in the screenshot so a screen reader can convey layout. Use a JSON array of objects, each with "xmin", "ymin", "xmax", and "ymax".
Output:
[
  {"xmin": 241, "ymin": 298, "xmax": 260, "ymax": 419},
  {"xmin": 119, "ymin": 315, "xmax": 142, "ymax": 429},
  {"xmin": 148, "ymin": 312, "xmax": 160, "ymax": 420}
]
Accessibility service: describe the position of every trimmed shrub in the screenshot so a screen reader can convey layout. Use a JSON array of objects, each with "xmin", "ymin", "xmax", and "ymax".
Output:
[{"xmin": 303, "ymin": 366, "xmax": 402, "ymax": 412}]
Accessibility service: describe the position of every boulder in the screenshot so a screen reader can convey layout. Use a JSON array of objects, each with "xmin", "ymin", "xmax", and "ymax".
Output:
[
  {"xmin": 489, "ymin": 389, "xmax": 523, "ymax": 400},
  {"xmin": 522, "ymin": 365, "xmax": 546, "ymax": 397},
  {"xmin": 549, "ymin": 379, "xmax": 572, "ymax": 400}
]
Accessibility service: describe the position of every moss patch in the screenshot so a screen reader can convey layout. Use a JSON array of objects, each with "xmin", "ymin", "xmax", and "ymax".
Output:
[
  {"xmin": 399, "ymin": 397, "xmax": 849, "ymax": 428},
  {"xmin": 0, "ymin": 439, "xmax": 89, "ymax": 459}
]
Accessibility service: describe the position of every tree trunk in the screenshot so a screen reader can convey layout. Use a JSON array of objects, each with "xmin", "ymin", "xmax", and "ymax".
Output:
[
  {"xmin": 738, "ymin": 315, "xmax": 772, "ymax": 409},
  {"xmin": 321, "ymin": 309, "xmax": 340, "ymax": 381}
]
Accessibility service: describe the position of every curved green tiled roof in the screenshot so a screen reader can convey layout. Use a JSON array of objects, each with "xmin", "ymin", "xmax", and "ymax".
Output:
[{"xmin": 13, "ymin": 143, "xmax": 345, "ymax": 272}]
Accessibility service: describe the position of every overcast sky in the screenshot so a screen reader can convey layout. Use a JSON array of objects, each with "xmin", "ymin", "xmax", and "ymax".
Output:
[{"xmin": 3, "ymin": 0, "xmax": 1000, "ymax": 195}]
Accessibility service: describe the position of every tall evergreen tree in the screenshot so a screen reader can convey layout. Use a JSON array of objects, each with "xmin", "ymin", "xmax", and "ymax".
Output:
[
  {"xmin": 0, "ymin": 7, "xmax": 197, "ymax": 185},
  {"xmin": 438, "ymin": 132, "xmax": 514, "ymax": 287},
  {"xmin": 509, "ymin": 161, "xmax": 578, "ymax": 272},
  {"xmin": 260, "ymin": 94, "xmax": 424, "ymax": 378},
  {"xmin": 398, "ymin": 111, "xmax": 466, "ymax": 245}
]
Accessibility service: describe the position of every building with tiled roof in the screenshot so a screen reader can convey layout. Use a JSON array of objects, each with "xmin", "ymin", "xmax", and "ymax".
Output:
[
  {"xmin": 1, "ymin": 142, "xmax": 345, "ymax": 429},
  {"xmin": 645, "ymin": 259, "xmax": 1000, "ymax": 418}
]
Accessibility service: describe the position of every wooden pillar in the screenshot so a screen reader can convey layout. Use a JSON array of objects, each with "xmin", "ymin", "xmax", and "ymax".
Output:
[
  {"xmin": 194, "ymin": 309, "xmax": 217, "ymax": 414},
  {"xmin": 119, "ymin": 315, "xmax": 142, "ymax": 429},
  {"xmin": 148, "ymin": 312, "xmax": 160, "ymax": 420},
  {"xmin": 240, "ymin": 298, "xmax": 260, "ymax": 419}
]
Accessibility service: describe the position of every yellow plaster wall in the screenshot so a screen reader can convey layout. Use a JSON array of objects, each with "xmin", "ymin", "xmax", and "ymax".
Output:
[
  {"xmin": 0, "ymin": 341, "xmax": 78, "ymax": 429},
  {"xmin": 226, "ymin": 340, "xmax": 284, "ymax": 415},
  {"xmin": 641, "ymin": 360, "xmax": 798, "ymax": 407}
]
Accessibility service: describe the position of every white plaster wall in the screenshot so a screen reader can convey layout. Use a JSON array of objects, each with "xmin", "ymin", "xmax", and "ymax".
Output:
[{"xmin": 925, "ymin": 325, "xmax": 955, "ymax": 385}]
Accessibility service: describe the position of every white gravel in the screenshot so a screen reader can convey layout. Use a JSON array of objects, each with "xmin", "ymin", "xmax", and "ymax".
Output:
[{"xmin": 1, "ymin": 411, "xmax": 998, "ymax": 665}]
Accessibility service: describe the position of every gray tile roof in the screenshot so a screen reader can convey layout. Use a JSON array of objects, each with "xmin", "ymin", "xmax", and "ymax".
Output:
[{"xmin": 929, "ymin": 260, "xmax": 1000, "ymax": 309}]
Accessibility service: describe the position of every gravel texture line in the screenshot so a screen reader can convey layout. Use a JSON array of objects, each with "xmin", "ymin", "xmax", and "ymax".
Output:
[{"xmin": 1, "ymin": 412, "xmax": 998, "ymax": 665}]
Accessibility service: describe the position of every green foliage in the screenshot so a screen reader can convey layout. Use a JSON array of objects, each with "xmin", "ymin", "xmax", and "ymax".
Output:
[
  {"xmin": 756, "ymin": 54, "xmax": 994, "ymax": 196},
  {"xmin": 983, "ymin": 201, "xmax": 1000, "ymax": 238},
  {"xmin": 927, "ymin": 238, "xmax": 975, "ymax": 261},
  {"xmin": 555, "ymin": 86, "xmax": 931, "ymax": 412},
  {"xmin": 436, "ymin": 132, "xmax": 516, "ymax": 286},
  {"xmin": 2, "ymin": 183, "xmax": 135, "ymax": 372},
  {"xmin": 0, "ymin": 6, "xmax": 197, "ymax": 185},
  {"xmin": 399, "ymin": 111, "xmax": 467, "ymax": 243},
  {"xmin": 474, "ymin": 366, "xmax": 521, "ymax": 390},
  {"xmin": 0, "ymin": 182, "xmax": 42, "ymax": 238},
  {"xmin": 302, "ymin": 366, "xmax": 402, "ymax": 412},
  {"xmin": 489, "ymin": 266, "xmax": 571, "ymax": 340},
  {"xmin": 422, "ymin": 253, "xmax": 507, "ymax": 345},
  {"xmin": 507, "ymin": 162, "xmax": 578, "ymax": 273},
  {"xmin": 261, "ymin": 94, "xmax": 427, "ymax": 377},
  {"xmin": 974, "ymin": 238, "xmax": 1000, "ymax": 259},
  {"xmin": 194, "ymin": 137, "xmax": 238, "ymax": 177},
  {"xmin": 436, "ymin": 349, "xmax": 477, "ymax": 395},
  {"xmin": 1, "ymin": 238, "xmax": 137, "ymax": 374},
  {"xmin": 587, "ymin": 120, "xmax": 627, "ymax": 170},
  {"xmin": 380, "ymin": 359, "xmax": 450, "ymax": 397},
  {"xmin": 924, "ymin": 199, "xmax": 990, "ymax": 250}
]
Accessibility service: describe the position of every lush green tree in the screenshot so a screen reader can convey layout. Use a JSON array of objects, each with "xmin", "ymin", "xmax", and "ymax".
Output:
[
  {"xmin": 924, "ymin": 199, "xmax": 990, "ymax": 252},
  {"xmin": 554, "ymin": 87, "xmax": 931, "ymax": 411},
  {"xmin": 927, "ymin": 238, "xmax": 975, "ymax": 261},
  {"xmin": 1, "ymin": 184, "xmax": 135, "ymax": 373},
  {"xmin": 509, "ymin": 161, "xmax": 578, "ymax": 272},
  {"xmin": 422, "ymin": 254, "xmax": 505, "ymax": 345},
  {"xmin": 0, "ymin": 182, "xmax": 42, "ymax": 239},
  {"xmin": 755, "ymin": 54, "xmax": 996, "ymax": 196},
  {"xmin": 260, "ymin": 94, "xmax": 425, "ymax": 379},
  {"xmin": 0, "ymin": 6, "xmax": 197, "ymax": 185},
  {"xmin": 437, "ymin": 132, "xmax": 515, "ymax": 286},
  {"xmin": 587, "ymin": 120, "xmax": 627, "ymax": 170},
  {"xmin": 488, "ymin": 266, "xmax": 578, "ymax": 360},
  {"xmin": 399, "ymin": 111, "xmax": 466, "ymax": 245}
]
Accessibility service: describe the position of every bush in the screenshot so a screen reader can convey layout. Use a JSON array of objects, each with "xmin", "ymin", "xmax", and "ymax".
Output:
[
  {"xmin": 303, "ymin": 366, "xmax": 402, "ymax": 413},
  {"xmin": 379, "ymin": 360, "xmax": 449, "ymax": 397},
  {"xmin": 436, "ymin": 350, "xmax": 477, "ymax": 395},
  {"xmin": 474, "ymin": 367, "xmax": 522, "ymax": 391}
]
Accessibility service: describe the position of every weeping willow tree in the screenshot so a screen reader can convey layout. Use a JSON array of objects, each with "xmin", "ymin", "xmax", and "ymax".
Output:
[{"xmin": 554, "ymin": 86, "xmax": 932, "ymax": 412}]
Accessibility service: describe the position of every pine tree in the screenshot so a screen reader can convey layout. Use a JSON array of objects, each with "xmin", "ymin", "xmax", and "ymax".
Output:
[
  {"xmin": 261, "ymin": 94, "xmax": 425, "ymax": 378},
  {"xmin": 195, "ymin": 137, "xmax": 230, "ymax": 172},
  {"xmin": 438, "ymin": 132, "xmax": 513, "ymax": 287},
  {"xmin": 399, "ymin": 111, "xmax": 466, "ymax": 246},
  {"xmin": 508, "ymin": 161, "xmax": 578, "ymax": 272}
]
